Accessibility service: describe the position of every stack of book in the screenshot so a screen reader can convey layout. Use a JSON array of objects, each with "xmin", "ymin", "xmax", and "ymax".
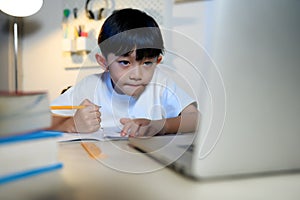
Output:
[{"xmin": 0, "ymin": 91, "xmax": 63, "ymax": 185}]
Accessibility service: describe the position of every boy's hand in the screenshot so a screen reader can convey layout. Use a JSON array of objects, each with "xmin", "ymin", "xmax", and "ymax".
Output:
[
  {"xmin": 120, "ymin": 118, "xmax": 165, "ymax": 137},
  {"xmin": 74, "ymin": 99, "xmax": 101, "ymax": 133}
]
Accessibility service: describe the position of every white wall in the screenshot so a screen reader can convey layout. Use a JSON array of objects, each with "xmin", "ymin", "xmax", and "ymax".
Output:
[
  {"xmin": 173, "ymin": 1, "xmax": 213, "ymax": 50},
  {"xmin": 21, "ymin": 0, "xmax": 209, "ymax": 101},
  {"xmin": 0, "ymin": 12, "xmax": 13, "ymax": 91},
  {"xmin": 22, "ymin": 0, "xmax": 100, "ymax": 101}
]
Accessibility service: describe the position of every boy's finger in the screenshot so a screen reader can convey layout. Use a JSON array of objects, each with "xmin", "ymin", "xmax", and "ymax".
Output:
[
  {"xmin": 81, "ymin": 99, "xmax": 101, "ymax": 109},
  {"xmin": 81, "ymin": 99, "xmax": 92, "ymax": 105},
  {"xmin": 129, "ymin": 124, "xmax": 140, "ymax": 136},
  {"xmin": 120, "ymin": 118, "xmax": 131, "ymax": 125},
  {"xmin": 121, "ymin": 121, "xmax": 134, "ymax": 136}
]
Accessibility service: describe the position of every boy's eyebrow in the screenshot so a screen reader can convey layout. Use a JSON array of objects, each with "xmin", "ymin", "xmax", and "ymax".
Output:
[
  {"xmin": 116, "ymin": 56, "xmax": 158, "ymax": 61},
  {"xmin": 119, "ymin": 54, "xmax": 131, "ymax": 58},
  {"xmin": 143, "ymin": 56, "xmax": 159, "ymax": 60}
]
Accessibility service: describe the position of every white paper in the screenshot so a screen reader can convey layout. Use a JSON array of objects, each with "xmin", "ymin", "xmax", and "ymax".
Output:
[{"xmin": 57, "ymin": 127, "xmax": 127, "ymax": 142}]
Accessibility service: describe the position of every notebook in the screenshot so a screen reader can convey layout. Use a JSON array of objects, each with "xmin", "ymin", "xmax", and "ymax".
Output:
[
  {"xmin": 129, "ymin": 1, "xmax": 300, "ymax": 179},
  {"xmin": 57, "ymin": 127, "xmax": 127, "ymax": 142}
]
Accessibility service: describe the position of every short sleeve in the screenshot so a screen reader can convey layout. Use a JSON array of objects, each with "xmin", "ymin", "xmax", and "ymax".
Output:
[
  {"xmin": 50, "ymin": 87, "xmax": 76, "ymax": 116},
  {"xmin": 161, "ymin": 78, "xmax": 196, "ymax": 118}
]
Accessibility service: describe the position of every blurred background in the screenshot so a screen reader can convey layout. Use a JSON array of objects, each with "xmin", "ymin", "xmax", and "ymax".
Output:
[{"xmin": 1, "ymin": 0, "xmax": 299, "ymax": 103}]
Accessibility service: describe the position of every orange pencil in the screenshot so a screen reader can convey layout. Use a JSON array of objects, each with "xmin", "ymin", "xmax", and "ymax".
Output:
[{"xmin": 50, "ymin": 105, "xmax": 85, "ymax": 110}]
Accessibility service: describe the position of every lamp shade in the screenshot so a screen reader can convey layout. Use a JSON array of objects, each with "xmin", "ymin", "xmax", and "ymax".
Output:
[{"xmin": 0, "ymin": 0, "xmax": 43, "ymax": 17}]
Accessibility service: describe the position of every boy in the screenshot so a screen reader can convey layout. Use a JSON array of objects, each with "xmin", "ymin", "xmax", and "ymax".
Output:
[{"xmin": 50, "ymin": 8, "xmax": 199, "ymax": 137}]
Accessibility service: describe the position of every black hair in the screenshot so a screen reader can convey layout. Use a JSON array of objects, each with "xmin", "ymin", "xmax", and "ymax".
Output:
[{"xmin": 98, "ymin": 8, "xmax": 164, "ymax": 60}]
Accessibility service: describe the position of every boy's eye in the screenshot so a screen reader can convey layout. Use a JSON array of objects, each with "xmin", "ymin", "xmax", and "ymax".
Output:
[
  {"xmin": 143, "ymin": 61, "xmax": 154, "ymax": 67},
  {"xmin": 118, "ymin": 60, "xmax": 130, "ymax": 66}
]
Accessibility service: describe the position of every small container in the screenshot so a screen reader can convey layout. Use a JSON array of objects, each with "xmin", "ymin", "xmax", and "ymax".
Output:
[
  {"xmin": 62, "ymin": 38, "xmax": 76, "ymax": 53},
  {"xmin": 76, "ymin": 37, "xmax": 91, "ymax": 53}
]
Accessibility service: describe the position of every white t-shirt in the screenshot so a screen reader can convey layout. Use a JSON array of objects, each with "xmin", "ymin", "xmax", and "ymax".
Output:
[{"xmin": 51, "ymin": 67, "xmax": 196, "ymax": 129}]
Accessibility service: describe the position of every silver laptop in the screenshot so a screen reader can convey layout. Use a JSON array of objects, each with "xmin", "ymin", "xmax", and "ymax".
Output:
[{"xmin": 129, "ymin": 1, "xmax": 300, "ymax": 179}]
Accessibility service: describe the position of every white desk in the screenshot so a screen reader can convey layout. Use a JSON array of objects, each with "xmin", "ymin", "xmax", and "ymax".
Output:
[{"xmin": 1, "ymin": 141, "xmax": 300, "ymax": 200}]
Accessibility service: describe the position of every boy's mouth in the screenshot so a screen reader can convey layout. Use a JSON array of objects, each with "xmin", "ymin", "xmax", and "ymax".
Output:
[
  {"xmin": 126, "ymin": 84, "xmax": 142, "ymax": 87},
  {"xmin": 124, "ymin": 82, "xmax": 146, "ymax": 88},
  {"xmin": 125, "ymin": 84, "xmax": 144, "ymax": 92},
  {"xmin": 122, "ymin": 84, "xmax": 145, "ymax": 96}
]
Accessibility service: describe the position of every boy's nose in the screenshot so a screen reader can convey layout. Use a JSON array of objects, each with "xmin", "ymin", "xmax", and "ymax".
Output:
[{"xmin": 129, "ymin": 66, "xmax": 142, "ymax": 80}]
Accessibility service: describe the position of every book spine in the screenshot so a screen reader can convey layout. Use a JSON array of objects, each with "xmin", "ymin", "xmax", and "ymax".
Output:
[
  {"xmin": 0, "ymin": 163, "xmax": 63, "ymax": 185},
  {"xmin": 0, "ymin": 130, "xmax": 62, "ymax": 144}
]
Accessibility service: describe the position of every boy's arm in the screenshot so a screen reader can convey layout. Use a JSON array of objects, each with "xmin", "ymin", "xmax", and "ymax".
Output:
[
  {"xmin": 120, "ymin": 103, "xmax": 200, "ymax": 137},
  {"xmin": 49, "ymin": 115, "xmax": 77, "ymax": 133},
  {"xmin": 48, "ymin": 99, "xmax": 101, "ymax": 133},
  {"xmin": 161, "ymin": 103, "xmax": 199, "ymax": 134}
]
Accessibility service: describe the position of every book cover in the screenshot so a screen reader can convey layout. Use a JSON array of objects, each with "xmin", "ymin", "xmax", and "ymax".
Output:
[
  {"xmin": 0, "ymin": 163, "xmax": 63, "ymax": 185},
  {"xmin": 0, "ymin": 91, "xmax": 52, "ymax": 136},
  {"xmin": 0, "ymin": 130, "xmax": 63, "ymax": 184}
]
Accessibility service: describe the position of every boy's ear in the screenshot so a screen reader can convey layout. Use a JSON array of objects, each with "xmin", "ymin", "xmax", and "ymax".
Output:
[
  {"xmin": 157, "ymin": 55, "xmax": 163, "ymax": 64},
  {"xmin": 95, "ymin": 53, "xmax": 108, "ymax": 71}
]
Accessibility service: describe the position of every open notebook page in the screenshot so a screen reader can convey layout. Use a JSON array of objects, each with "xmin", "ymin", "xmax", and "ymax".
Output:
[{"xmin": 57, "ymin": 127, "xmax": 127, "ymax": 142}]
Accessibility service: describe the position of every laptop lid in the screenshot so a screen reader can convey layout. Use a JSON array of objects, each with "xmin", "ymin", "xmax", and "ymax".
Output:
[{"xmin": 129, "ymin": 1, "xmax": 300, "ymax": 179}]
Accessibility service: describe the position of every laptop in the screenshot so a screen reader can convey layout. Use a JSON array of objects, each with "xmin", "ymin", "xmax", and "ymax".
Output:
[{"xmin": 129, "ymin": 1, "xmax": 300, "ymax": 179}]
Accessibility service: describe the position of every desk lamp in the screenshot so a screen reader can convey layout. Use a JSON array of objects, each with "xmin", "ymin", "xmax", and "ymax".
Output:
[{"xmin": 0, "ymin": 0, "xmax": 43, "ymax": 92}]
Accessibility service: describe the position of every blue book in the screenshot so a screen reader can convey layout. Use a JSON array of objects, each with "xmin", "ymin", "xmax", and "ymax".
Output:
[{"xmin": 0, "ymin": 130, "xmax": 63, "ymax": 185}]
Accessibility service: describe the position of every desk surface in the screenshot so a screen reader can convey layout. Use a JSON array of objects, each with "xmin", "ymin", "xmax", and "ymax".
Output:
[{"xmin": 1, "ymin": 141, "xmax": 300, "ymax": 200}]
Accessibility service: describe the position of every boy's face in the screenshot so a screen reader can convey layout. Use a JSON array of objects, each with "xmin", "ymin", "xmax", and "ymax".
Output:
[{"xmin": 106, "ymin": 50, "xmax": 162, "ymax": 98}]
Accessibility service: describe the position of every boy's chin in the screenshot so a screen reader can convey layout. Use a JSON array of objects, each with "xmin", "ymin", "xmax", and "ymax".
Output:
[{"xmin": 124, "ymin": 87, "xmax": 145, "ymax": 98}]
